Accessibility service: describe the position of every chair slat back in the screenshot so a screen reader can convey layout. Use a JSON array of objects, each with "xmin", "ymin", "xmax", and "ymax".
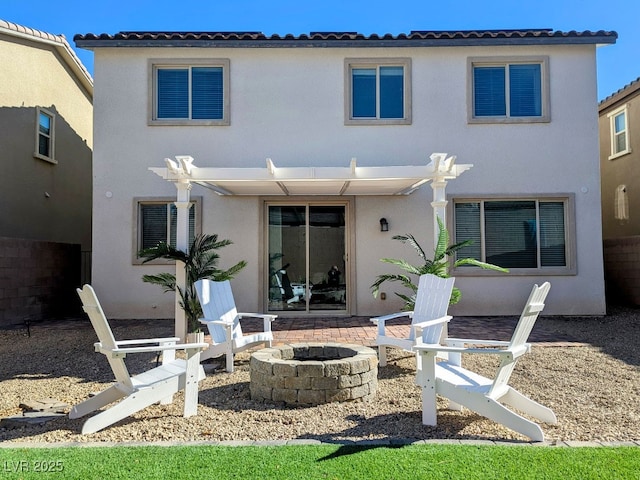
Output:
[
  {"xmin": 76, "ymin": 285, "xmax": 133, "ymax": 389},
  {"xmin": 412, "ymin": 274, "xmax": 455, "ymax": 343},
  {"xmin": 195, "ymin": 279, "xmax": 243, "ymax": 344},
  {"xmin": 508, "ymin": 282, "xmax": 551, "ymax": 348},
  {"xmin": 489, "ymin": 282, "xmax": 551, "ymax": 398}
]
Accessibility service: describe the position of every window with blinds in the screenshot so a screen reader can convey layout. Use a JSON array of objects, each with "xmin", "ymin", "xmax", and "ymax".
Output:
[
  {"xmin": 454, "ymin": 198, "xmax": 569, "ymax": 271},
  {"xmin": 157, "ymin": 67, "xmax": 223, "ymax": 120},
  {"xmin": 469, "ymin": 57, "xmax": 548, "ymax": 123},
  {"xmin": 345, "ymin": 58, "xmax": 411, "ymax": 125},
  {"xmin": 138, "ymin": 202, "xmax": 197, "ymax": 251},
  {"xmin": 151, "ymin": 59, "xmax": 229, "ymax": 125}
]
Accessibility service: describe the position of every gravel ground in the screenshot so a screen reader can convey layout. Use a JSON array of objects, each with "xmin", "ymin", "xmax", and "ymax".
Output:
[{"xmin": 0, "ymin": 307, "xmax": 638, "ymax": 444}]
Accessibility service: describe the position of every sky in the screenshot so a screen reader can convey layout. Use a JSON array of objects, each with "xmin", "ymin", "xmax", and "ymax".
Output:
[{"xmin": 2, "ymin": 0, "xmax": 639, "ymax": 101}]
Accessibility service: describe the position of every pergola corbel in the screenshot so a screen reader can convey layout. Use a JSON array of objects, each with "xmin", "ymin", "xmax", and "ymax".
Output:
[{"xmin": 149, "ymin": 153, "xmax": 472, "ymax": 340}]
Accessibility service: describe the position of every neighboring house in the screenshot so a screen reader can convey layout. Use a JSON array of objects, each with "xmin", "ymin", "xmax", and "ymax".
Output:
[
  {"xmin": 599, "ymin": 77, "xmax": 640, "ymax": 304},
  {"xmin": 0, "ymin": 20, "xmax": 93, "ymax": 327},
  {"xmin": 75, "ymin": 28, "xmax": 615, "ymax": 324}
]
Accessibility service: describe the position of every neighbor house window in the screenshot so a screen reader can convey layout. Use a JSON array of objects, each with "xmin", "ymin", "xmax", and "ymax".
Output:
[
  {"xmin": 35, "ymin": 107, "xmax": 56, "ymax": 163},
  {"xmin": 615, "ymin": 185, "xmax": 629, "ymax": 221},
  {"xmin": 345, "ymin": 58, "xmax": 411, "ymax": 125},
  {"xmin": 150, "ymin": 59, "xmax": 229, "ymax": 125},
  {"xmin": 469, "ymin": 57, "xmax": 549, "ymax": 123},
  {"xmin": 452, "ymin": 196, "xmax": 575, "ymax": 274},
  {"xmin": 608, "ymin": 105, "xmax": 631, "ymax": 159},
  {"xmin": 133, "ymin": 197, "xmax": 202, "ymax": 264}
]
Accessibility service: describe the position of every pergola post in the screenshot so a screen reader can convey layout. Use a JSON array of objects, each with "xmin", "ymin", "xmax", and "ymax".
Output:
[
  {"xmin": 428, "ymin": 153, "xmax": 457, "ymax": 341},
  {"xmin": 174, "ymin": 179, "xmax": 192, "ymax": 341},
  {"xmin": 430, "ymin": 177, "xmax": 448, "ymax": 249},
  {"xmin": 429, "ymin": 153, "xmax": 456, "ymax": 253}
]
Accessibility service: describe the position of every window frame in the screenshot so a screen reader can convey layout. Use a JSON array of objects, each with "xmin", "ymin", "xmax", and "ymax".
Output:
[
  {"xmin": 132, "ymin": 196, "xmax": 202, "ymax": 265},
  {"xmin": 449, "ymin": 194, "xmax": 576, "ymax": 276},
  {"xmin": 344, "ymin": 58, "xmax": 412, "ymax": 125},
  {"xmin": 148, "ymin": 58, "xmax": 230, "ymax": 126},
  {"xmin": 467, "ymin": 56, "xmax": 550, "ymax": 124},
  {"xmin": 34, "ymin": 107, "xmax": 56, "ymax": 164},
  {"xmin": 608, "ymin": 104, "xmax": 631, "ymax": 159}
]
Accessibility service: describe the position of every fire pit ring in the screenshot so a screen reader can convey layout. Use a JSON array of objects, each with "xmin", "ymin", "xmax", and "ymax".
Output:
[{"xmin": 250, "ymin": 342, "xmax": 378, "ymax": 406}]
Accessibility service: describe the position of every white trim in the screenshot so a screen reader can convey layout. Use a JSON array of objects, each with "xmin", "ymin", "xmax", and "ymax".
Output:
[
  {"xmin": 607, "ymin": 103, "xmax": 631, "ymax": 159},
  {"xmin": 34, "ymin": 107, "xmax": 56, "ymax": 164}
]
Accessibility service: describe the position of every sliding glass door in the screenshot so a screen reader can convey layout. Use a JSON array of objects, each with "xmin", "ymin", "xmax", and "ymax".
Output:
[{"xmin": 267, "ymin": 203, "xmax": 347, "ymax": 313}]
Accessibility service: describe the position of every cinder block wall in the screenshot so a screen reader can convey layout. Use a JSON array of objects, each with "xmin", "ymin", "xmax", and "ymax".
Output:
[
  {"xmin": 603, "ymin": 236, "xmax": 640, "ymax": 306},
  {"xmin": 0, "ymin": 237, "xmax": 81, "ymax": 328}
]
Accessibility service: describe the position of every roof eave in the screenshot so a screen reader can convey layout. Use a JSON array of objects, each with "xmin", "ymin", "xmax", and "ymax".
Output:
[
  {"xmin": 75, "ymin": 36, "xmax": 617, "ymax": 50},
  {"xmin": 74, "ymin": 30, "xmax": 617, "ymax": 50},
  {"xmin": 599, "ymin": 77, "xmax": 640, "ymax": 112}
]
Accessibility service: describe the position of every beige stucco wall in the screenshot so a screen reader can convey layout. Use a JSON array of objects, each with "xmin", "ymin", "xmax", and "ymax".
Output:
[
  {"xmin": 599, "ymin": 88, "xmax": 640, "ymax": 239},
  {"xmin": 0, "ymin": 33, "xmax": 93, "ymax": 254},
  {"xmin": 90, "ymin": 42, "xmax": 605, "ymax": 318}
]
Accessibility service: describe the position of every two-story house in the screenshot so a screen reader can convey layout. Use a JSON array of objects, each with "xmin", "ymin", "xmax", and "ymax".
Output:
[
  {"xmin": 0, "ymin": 20, "xmax": 93, "ymax": 327},
  {"xmin": 75, "ymin": 29, "xmax": 615, "ymax": 330},
  {"xmin": 599, "ymin": 77, "xmax": 640, "ymax": 304}
]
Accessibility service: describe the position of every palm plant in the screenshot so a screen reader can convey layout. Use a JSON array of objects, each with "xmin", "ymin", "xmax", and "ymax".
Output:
[
  {"xmin": 371, "ymin": 217, "xmax": 508, "ymax": 309},
  {"xmin": 139, "ymin": 233, "xmax": 247, "ymax": 333}
]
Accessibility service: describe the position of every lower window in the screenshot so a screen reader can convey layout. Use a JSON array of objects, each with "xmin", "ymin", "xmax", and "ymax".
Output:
[
  {"xmin": 133, "ymin": 197, "xmax": 201, "ymax": 264},
  {"xmin": 452, "ymin": 196, "xmax": 574, "ymax": 273},
  {"xmin": 267, "ymin": 202, "xmax": 349, "ymax": 313}
]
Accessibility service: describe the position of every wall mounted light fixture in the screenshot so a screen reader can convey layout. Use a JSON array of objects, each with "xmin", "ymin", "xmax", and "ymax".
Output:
[{"xmin": 379, "ymin": 218, "xmax": 389, "ymax": 232}]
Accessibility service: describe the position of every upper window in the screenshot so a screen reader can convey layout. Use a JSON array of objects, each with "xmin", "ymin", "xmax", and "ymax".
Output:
[
  {"xmin": 469, "ymin": 57, "xmax": 550, "ymax": 124},
  {"xmin": 345, "ymin": 58, "xmax": 411, "ymax": 125},
  {"xmin": 608, "ymin": 105, "xmax": 631, "ymax": 159},
  {"xmin": 133, "ymin": 197, "xmax": 202, "ymax": 264},
  {"xmin": 149, "ymin": 59, "xmax": 229, "ymax": 125},
  {"xmin": 452, "ymin": 196, "xmax": 575, "ymax": 274},
  {"xmin": 34, "ymin": 107, "xmax": 56, "ymax": 163}
]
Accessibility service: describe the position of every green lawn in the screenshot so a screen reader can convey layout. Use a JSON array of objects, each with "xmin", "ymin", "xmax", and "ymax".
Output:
[{"xmin": 0, "ymin": 444, "xmax": 638, "ymax": 479}]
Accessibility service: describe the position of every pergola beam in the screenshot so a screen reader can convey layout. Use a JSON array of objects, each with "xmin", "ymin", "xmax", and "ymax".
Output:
[{"xmin": 151, "ymin": 153, "xmax": 471, "ymax": 339}]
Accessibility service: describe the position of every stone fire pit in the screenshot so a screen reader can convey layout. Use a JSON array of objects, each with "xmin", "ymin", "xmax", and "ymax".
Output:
[{"xmin": 249, "ymin": 342, "xmax": 378, "ymax": 406}]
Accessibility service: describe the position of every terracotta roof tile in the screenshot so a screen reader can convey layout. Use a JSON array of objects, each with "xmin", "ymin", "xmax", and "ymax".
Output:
[{"xmin": 74, "ymin": 29, "xmax": 617, "ymax": 46}]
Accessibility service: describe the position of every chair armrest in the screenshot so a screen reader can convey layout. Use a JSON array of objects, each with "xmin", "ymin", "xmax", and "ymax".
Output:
[
  {"xmin": 114, "ymin": 337, "xmax": 180, "ymax": 346},
  {"xmin": 445, "ymin": 337, "xmax": 511, "ymax": 347},
  {"xmin": 96, "ymin": 341, "xmax": 210, "ymax": 358},
  {"xmin": 199, "ymin": 318, "xmax": 232, "ymax": 327},
  {"xmin": 412, "ymin": 315, "xmax": 452, "ymax": 330},
  {"xmin": 414, "ymin": 343, "xmax": 528, "ymax": 359},
  {"xmin": 237, "ymin": 313, "xmax": 278, "ymax": 322},
  {"xmin": 370, "ymin": 311, "xmax": 414, "ymax": 325}
]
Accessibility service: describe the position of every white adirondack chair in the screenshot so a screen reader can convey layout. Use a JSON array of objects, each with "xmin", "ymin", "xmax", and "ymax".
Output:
[
  {"xmin": 370, "ymin": 273, "xmax": 455, "ymax": 367},
  {"xmin": 71, "ymin": 285, "xmax": 208, "ymax": 434},
  {"xmin": 415, "ymin": 282, "xmax": 557, "ymax": 442},
  {"xmin": 195, "ymin": 279, "xmax": 277, "ymax": 373}
]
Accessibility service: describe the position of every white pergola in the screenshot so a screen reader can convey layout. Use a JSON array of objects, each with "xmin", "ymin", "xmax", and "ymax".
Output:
[{"xmin": 149, "ymin": 153, "xmax": 472, "ymax": 340}]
